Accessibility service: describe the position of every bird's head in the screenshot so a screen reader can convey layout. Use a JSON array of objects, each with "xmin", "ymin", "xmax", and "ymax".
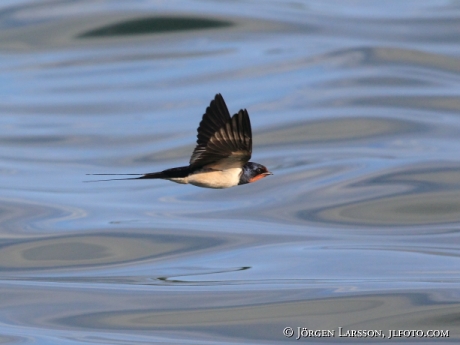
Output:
[{"xmin": 239, "ymin": 162, "xmax": 273, "ymax": 185}]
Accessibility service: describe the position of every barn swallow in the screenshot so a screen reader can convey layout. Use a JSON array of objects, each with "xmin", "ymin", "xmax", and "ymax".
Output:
[{"xmin": 88, "ymin": 94, "xmax": 272, "ymax": 188}]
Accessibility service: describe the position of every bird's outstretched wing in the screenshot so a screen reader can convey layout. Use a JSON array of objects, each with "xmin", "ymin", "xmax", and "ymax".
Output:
[{"xmin": 189, "ymin": 94, "xmax": 252, "ymax": 170}]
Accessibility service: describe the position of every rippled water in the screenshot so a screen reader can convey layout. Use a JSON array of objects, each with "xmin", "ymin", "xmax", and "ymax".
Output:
[{"xmin": 1, "ymin": 0, "xmax": 460, "ymax": 344}]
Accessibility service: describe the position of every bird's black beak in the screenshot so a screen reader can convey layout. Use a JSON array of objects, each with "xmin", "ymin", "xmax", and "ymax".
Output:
[{"xmin": 264, "ymin": 171, "xmax": 273, "ymax": 176}]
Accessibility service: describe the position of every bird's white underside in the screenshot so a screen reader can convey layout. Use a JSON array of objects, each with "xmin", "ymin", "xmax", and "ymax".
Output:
[{"xmin": 168, "ymin": 167, "xmax": 243, "ymax": 189}]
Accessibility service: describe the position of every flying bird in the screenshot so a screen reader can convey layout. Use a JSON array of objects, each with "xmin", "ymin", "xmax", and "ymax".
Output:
[{"xmin": 89, "ymin": 94, "xmax": 272, "ymax": 188}]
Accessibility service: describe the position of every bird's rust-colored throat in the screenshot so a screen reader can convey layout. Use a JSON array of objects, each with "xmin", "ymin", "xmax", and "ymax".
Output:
[{"xmin": 249, "ymin": 173, "xmax": 272, "ymax": 183}]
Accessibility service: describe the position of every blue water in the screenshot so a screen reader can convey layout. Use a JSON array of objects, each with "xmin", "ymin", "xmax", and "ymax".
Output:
[{"xmin": 1, "ymin": 0, "xmax": 460, "ymax": 344}]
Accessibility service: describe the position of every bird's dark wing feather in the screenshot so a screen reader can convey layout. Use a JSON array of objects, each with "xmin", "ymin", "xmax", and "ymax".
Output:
[{"xmin": 190, "ymin": 94, "xmax": 252, "ymax": 169}]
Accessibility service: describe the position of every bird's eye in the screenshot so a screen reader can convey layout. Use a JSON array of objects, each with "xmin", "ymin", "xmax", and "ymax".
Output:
[{"xmin": 256, "ymin": 168, "xmax": 263, "ymax": 174}]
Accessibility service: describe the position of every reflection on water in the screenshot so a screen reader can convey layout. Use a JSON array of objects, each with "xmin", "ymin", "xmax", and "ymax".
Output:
[
  {"xmin": 256, "ymin": 117, "xmax": 423, "ymax": 145},
  {"xmin": 0, "ymin": 198, "xmax": 86, "ymax": 235},
  {"xmin": 1, "ymin": 0, "xmax": 460, "ymax": 344},
  {"xmin": 3, "ymin": 284, "xmax": 458, "ymax": 342},
  {"xmin": 78, "ymin": 16, "xmax": 233, "ymax": 38},
  {"xmin": 297, "ymin": 164, "xmax": 460, "ymax": 227},
  {"xmin": 59, "ymin": 292, "xmax": 460, "ymax": 335},
  {"xmin": 317, "ymin": 191, "xmax": 460, "ymax": 226},
  {"xmin": 0, "ymin": 231, "xmax": 221, "ymax": 270}
]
